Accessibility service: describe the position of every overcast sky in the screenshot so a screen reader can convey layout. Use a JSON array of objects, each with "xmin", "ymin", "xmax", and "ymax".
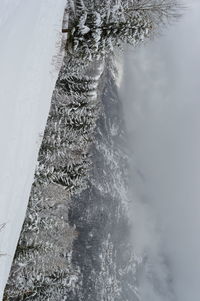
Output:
[{"xmin": 121, "ymin": 1, "xmax": 200, "ymax": 300}]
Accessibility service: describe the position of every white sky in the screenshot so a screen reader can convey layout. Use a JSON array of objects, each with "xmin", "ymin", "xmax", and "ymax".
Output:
[
  {"xmin": 0, "ymin": 1, "xmax": 66, "ymax": 298},
  {"xmin": 121, "ymin": 2, "xmax": 200, "ymax": 300}
]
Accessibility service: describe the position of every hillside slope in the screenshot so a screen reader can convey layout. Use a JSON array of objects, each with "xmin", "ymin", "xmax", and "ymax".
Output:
[{"xmin": 0, "ymin": 1, "xmax": 66, "ymax": 298}]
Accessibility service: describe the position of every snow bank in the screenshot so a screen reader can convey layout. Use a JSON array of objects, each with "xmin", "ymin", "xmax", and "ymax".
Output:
[{"xmin": 0, "ymin": 0, "xmax": 66, "ymax": 298}]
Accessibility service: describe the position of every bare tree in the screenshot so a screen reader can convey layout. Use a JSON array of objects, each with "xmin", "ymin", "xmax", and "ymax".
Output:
[
  {"xmin": 65, "ymin": 0, "xmax": 183, "ymax": 59},
  {"xmin": 126, "ymin": 0, "xmax": 184, "ymax": 31}
]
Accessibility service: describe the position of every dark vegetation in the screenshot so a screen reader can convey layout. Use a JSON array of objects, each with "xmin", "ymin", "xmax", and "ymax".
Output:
[{"xmin": 4, "ymin": 0, "xmax": 182, "ymax": 300}]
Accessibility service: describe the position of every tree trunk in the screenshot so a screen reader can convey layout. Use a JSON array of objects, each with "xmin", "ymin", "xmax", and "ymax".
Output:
[{"xmin": 62, "ymin": 28, "xmax": 69, "ymax": 33}]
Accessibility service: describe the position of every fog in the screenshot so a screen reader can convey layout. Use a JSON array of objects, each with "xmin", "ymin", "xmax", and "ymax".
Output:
[{"xmin": 121, "ymin": 2, "xmax": 200, "ymax": 300}]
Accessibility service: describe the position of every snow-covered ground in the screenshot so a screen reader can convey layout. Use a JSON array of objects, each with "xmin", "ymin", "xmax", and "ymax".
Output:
[{"xmin": 0, "ymin": 0, "xmax": 66, "ymax": 298}]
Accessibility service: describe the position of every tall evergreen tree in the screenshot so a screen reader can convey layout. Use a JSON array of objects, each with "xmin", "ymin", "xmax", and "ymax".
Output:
[{"xmin": 64, "ymin": 0, "xmax": 182, "ymax": 59}]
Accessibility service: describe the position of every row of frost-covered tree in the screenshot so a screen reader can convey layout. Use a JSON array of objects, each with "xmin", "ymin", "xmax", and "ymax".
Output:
[
  {"xmin": 65, "ymin": 0, "xmax": 182, "ymax": 60},
  {"xmin": 4, "ymin": 0, "xmax": 182, "ymax": 299}
]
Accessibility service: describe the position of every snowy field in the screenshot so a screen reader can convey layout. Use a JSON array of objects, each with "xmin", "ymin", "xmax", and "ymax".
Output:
[{"xmin": 0, "ymin": 0, "xmax": 66, "ymax": 298}]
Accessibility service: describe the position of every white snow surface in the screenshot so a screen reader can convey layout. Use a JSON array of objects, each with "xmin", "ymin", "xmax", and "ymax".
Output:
[{"xmin": 0, "ymin": 0, "xmax": 67, "ymax": 298}]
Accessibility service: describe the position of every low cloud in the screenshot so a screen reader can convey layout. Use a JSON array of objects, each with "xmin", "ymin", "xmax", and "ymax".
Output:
[{"xmin": 121, "ymin": 3, "xmax": 200, "ymax": 300}]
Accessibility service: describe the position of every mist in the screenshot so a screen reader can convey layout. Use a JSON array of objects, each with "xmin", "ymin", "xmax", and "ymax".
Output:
[{"xmin": 121, "ymin": 2, "xmax": 200, "ymax": 301}]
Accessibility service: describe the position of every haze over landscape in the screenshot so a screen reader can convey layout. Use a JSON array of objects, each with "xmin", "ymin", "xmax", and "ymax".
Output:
[
  {"xmin": 1, "ymin": 0, "xmax": 200, "ymax": 300},
  {"xmin": 122, "ymin": 1, "xmax": 200, "ymax": 300}
]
